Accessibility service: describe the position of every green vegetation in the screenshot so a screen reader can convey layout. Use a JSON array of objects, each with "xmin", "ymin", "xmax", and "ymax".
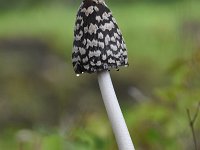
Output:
[{"xmin": 0, "ymin": 1, "xmax": 200, "ymax": 149}]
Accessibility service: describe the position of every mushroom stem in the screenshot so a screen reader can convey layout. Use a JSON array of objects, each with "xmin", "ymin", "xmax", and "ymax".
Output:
[{"xmin": 97, "ymin": 71, "xmax": 135, "ymax": 150}]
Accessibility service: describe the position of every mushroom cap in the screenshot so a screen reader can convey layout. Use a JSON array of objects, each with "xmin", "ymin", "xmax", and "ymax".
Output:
[{"xmin": 72, "ymin": 0, "xmax": 128, "ymax": 74}]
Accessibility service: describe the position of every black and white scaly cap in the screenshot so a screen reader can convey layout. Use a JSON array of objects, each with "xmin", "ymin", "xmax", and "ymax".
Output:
[{"xmin": 72, "ymin": 0, "xmax": 128, "ymax": 74}]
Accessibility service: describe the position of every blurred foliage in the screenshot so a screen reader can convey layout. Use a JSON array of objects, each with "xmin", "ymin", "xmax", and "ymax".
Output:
[
  {"xmin": 0, "ymin": 0, "xmax": 200, "ymax": 149},
  {"xmin": 0, "ymin": 0, "xmax": 198, "ymax": 11}
]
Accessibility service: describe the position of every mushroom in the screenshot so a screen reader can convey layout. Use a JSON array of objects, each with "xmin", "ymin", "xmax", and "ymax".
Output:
[{"xmin": 72, "ymin": 0, "xmax": 135, "ymax": 149}]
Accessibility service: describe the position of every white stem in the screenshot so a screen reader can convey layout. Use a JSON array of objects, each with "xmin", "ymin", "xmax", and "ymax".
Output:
[{"xmin": 97, "ymin": 71, "xmax": 135, "ymax": 150}]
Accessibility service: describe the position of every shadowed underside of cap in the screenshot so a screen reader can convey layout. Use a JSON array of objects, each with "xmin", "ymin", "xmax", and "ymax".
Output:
[{"xmin": 72, "ymin": 0, "xmax": 128, "ymax": 74}]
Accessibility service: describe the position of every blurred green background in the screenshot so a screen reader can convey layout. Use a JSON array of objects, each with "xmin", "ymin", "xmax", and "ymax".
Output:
[{"xmin": 0, "ymin": 0, "xmax": 200, "ymax": 149}]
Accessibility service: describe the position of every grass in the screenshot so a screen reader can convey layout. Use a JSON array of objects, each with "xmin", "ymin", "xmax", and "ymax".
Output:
[
  {"xmin": 0, "ymin": 126, "xmax": 112, "ymax": 150},
  {"xmin": 0, "ymin": 5, "xmax": 75, "ymax": 57}
]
